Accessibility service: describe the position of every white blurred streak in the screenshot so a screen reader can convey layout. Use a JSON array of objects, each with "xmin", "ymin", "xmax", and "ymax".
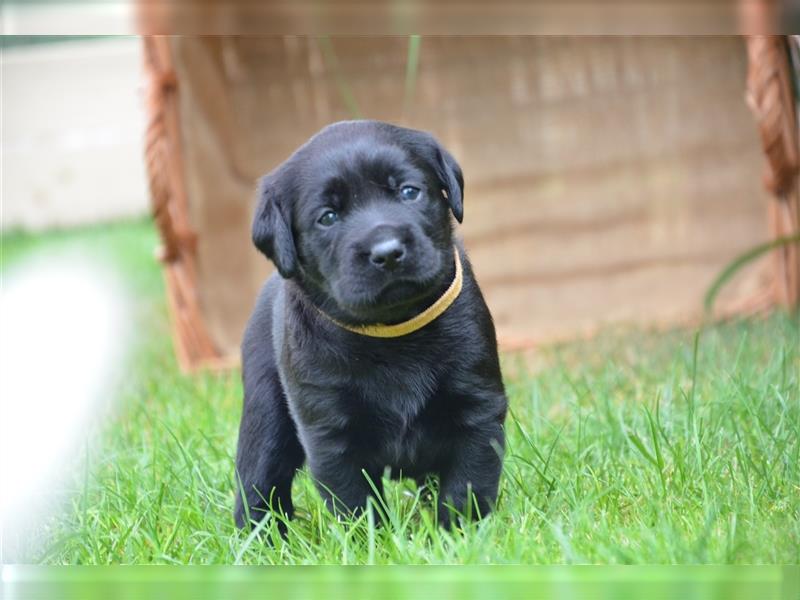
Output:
[{"xmin": 0, "ymin": 259, "xmax": 125, "ymax": 555}]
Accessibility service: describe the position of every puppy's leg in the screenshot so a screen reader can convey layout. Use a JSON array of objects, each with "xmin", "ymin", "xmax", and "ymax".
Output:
[
  {"xmin": 437, "ymin": 422, "xmax": 505, "ymax": 528},
  {"xmin": 234, "ymin": 367, "xmax": 305, "ymax": 530}
]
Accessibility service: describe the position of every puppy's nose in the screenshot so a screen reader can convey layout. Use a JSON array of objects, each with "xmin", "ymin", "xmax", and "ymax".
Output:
[{"xmin": 369, "ymin": 238, "xmax": 406, "ymax": 271}]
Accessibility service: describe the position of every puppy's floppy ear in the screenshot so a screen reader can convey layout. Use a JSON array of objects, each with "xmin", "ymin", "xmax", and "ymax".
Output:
[
  {"xmin": 434, "ymin": 145, "xmax": 464, "ymax": 223},
  {"xmin": 252, "ymin": 167, "xmax": 298, "ymax": 279},
  {"xmin": 403, "ymin": 130, "xmax": 465, "ymax": 223}
]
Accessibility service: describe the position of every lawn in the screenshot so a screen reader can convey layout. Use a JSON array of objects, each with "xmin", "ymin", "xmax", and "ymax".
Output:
[{"xmin": 2, "ymin": 219, "xmax": 799, "ymax": 565}]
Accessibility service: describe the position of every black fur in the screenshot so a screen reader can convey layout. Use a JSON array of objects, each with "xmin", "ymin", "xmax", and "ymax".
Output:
[{"xmin": 234, "ymin": 121, "xmax": 507, "ymax": 530}]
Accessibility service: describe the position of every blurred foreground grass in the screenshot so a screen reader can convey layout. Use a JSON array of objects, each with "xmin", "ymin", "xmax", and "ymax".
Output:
[{"xmin": 1, "ymin": 219, "xmax": 798, "ymax": 565}]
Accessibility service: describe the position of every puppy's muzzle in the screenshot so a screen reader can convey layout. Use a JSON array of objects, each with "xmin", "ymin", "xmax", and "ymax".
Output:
[
  {"xmin": 362, "ymin": 225, "xmax": 412, "ymax": 272},
  {"xmin": 370, "ymin": 238, "xmax": 406, "ymax": 271}
]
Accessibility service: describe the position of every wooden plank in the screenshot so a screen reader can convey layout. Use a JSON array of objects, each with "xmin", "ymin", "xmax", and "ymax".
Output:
[{"xmin": 167, "ymin": 36, "xmax": 771, "ymax": 361}]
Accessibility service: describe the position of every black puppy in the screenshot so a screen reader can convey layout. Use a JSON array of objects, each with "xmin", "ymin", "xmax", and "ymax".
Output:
[{"xmin": 234, "ymin": 120, "xmax": 507, "ymax": 530}]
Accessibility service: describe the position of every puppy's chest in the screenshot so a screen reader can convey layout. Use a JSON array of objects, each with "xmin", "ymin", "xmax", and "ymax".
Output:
[
  {"xmin": 289, "ymin": 348, "xmax": 446, "ymax": 438},
  {"xmin": 343, "ymin": 369, "xmax": 441, "ymax": 466},
  {"xmin": 332, "ymin": 359, "xmax": 442, "ymax": 428},
  {"xmin": 354, "ymin": 355, "xmax": 438, "ymax": 405}
]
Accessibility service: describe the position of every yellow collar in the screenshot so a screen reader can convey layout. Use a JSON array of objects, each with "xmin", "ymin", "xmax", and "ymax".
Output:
[{"xmin": 320, "ymin": 247, "xmax": 463, "ymax": 338}]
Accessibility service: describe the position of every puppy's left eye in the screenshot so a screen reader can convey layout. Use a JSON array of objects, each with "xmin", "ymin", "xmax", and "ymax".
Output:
[{"xmin": 399, "ymin": 185, "xmax": 421, "ymax": 201}]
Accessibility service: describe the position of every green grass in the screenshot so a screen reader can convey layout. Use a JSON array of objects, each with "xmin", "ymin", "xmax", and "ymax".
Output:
[{"xmin": 2, "ymin": 219, "xmax": 799, "ymax": 565}]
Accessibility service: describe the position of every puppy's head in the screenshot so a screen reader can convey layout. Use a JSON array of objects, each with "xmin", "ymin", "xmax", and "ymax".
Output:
[{"xmin": 252, "ymin": 120, "xmax": 464, "ymax": 324}]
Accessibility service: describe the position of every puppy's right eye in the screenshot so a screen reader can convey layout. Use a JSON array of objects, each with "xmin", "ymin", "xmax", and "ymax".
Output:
[{"xmin": 317, "ymin": 210, "xmax": 339, "ymax": 227}]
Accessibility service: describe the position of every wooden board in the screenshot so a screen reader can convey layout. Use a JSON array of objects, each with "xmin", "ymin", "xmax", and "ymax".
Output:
[{"xmin": 166, "ymin": 36, "xmax": 771, "ymax": 361}]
